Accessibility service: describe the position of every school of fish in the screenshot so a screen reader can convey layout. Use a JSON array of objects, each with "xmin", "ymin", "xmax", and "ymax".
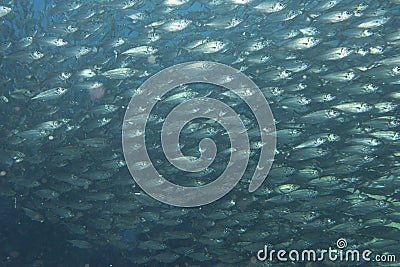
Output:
[{"xmin": 0, "ymin": 0, "xmax": 399, "ymax": 266}]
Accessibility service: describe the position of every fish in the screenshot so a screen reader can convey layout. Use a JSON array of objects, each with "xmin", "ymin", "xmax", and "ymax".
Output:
[
  {"xmin": 333, "ymin": 102, "xmax": 373, "ymax": 113},
  {"xmin": 205, "ymin": 17, "xmax": 243, "ymax": 29},
  {"xmin": 0, "ymin": 6, "xmax": 11, "ymax": 17},
  {"xmin": 31, "ymin": 87, "xmax": 68, "ymax": 101},
  {"xmin": 121, "ymin": 45, "xmax": 158, "ymax": 56},
  {"xmin": 101, "ymin": 67, "xmax": 136, "ymax": 79},
  {"xmin": 285, "ymin": 37, "xmax": 320, "ymax": 50},
  {"xmin": 38, "ymin": 37, "xmax": 68, "ymax": 47},
  {"xmin": 163, "ymin": 0, "xmax": 190, "ymax": 7},
  {"xmin": 1, "ymin": 0, "xmax": 400, "ymax": 266},
  {"xmin": 317, "ymin": 10, "xmax": 353, "ymax": 23},
  {"xmin": 190, "ymin": 40, "xmax": 228, "ymax": 54},
  {"xmin": 159, "ymin": 19, "xmax": 192, "ymax": 32},
  {"xmin": 254, "ymin": 1, "xmax": 287, "ymax": 13},
  {"xmin": 67, "ymin": 240, "xmax": 92, "ymax": 249}
]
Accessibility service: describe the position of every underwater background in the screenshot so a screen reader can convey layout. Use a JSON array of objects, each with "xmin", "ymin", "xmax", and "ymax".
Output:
[{"xmin": 0, "ymin": 0, "xmax": 400, "ymax": 266}]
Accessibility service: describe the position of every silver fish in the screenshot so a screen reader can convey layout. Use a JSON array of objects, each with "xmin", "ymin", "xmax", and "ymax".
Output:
[{"xmin": 32, "ymin": 87, "xmax": 68, "ymax": 101}]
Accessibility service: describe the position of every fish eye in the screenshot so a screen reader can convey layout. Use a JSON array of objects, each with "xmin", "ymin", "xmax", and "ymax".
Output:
[
  {"xmin": 277, "ymin": 3, "xmax": 285, "ymax": 8},
  {"xmin": 329, "ymin": 110, "xmax": 338, "ymax": 116},
  {"xmin": 328, "ymin": 1, "xmax": 336, "ymax": 6},
  {"xmin": 290, "ymin": 129, "xmax": 300, "ymax": 135},
  {"xmin": 392, "ymin": 66, "xmax": 400, "ymax": 74},
  {"xmin": 378, "ymin": 200, "xmax": 386, "ymax": 206}
]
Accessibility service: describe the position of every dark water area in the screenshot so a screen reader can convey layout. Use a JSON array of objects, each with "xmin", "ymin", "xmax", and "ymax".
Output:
[{"xmin": 0, "ymin": 201, "xmax": 104, "ymax": 267}]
